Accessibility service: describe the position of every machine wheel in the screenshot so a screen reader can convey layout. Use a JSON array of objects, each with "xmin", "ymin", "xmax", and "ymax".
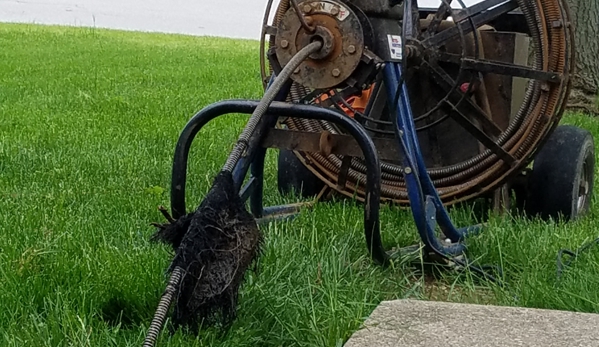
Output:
[
  {"xmin": 277, "ymin": 149, "xmax": 325, "ymax": 197},
  {"xmin": 525, "ymin": 125, "xmax": 595, "ymax": 221}
]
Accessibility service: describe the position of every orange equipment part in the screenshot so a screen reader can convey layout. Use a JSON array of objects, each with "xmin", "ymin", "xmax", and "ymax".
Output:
[{"xmin": 315, "ymin": 84, "xmax": 375, "ymax": 117}]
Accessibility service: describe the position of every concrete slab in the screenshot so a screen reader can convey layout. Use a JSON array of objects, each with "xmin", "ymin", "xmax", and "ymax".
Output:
[{"xmin": 345, "ymin": 300, "xmax": 599, "ymax": 347}]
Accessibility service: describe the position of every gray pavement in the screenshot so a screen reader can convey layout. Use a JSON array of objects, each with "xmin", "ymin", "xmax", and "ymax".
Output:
[
  {"xmin": 0, "ymin": 0, "xmax": 484, "ymax": 40},
  {"xmin": 345, "ymin": 300, "xmax": 599, "ymax": 347},
  {"xmin": 0, "ymin": 0, "xmax": 273, "ymax": 39}
]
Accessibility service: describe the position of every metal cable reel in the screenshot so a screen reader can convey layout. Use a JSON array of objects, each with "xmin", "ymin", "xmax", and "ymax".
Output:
[{"xmin": 260, "ymin": 0, "xmax": 575, "ymax": 207}]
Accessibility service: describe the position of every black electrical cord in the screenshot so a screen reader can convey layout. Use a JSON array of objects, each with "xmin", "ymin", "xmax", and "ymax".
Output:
[{"xmin": 556, "ymin": 237, "xmax": 599, "ymax": 280}]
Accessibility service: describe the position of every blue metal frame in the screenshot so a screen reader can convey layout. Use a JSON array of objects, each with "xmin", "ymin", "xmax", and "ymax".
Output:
[
  {"xmin": 169, "ymin": 63, "xmax": 488, "ymax": 266},
  {"xmin": 169, "ymin": 99, "xmax": 389, "ymax": 265},
  {"xmin": 383, "ymin": 62, "xmax": 482, "ymax": 258}
]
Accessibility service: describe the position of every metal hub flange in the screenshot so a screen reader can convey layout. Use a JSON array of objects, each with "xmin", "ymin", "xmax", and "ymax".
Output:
[{"xmin": 275, "ymin": 0, "xmax": 365, "ymax": 89}]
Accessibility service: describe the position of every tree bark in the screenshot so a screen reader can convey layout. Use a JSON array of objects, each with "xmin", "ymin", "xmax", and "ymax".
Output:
[{"xmin": 566, "ymin": 0, "xmax": 599, "ymax": 114}]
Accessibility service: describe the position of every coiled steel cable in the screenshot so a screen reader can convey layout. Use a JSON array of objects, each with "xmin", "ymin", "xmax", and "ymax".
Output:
[
  {"xmin": 144, "ymin": 41, "xmax": 323, "ymax": 347},
  {"xmin": 223, "ymin": 40, "xmax": 323, "ymax": 172},
  {"xmin": 142, "ymin": 267, "xmax": 183, "ymax": 347},
  {"xmin": 261, "ymin": 0, "xmax": 572, "ymax": 206}
]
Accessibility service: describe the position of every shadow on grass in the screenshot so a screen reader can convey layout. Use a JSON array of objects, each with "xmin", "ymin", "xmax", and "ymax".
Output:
[{"xmin": 99, "ymin": 293, "xmax": 154, "ymax": 329}]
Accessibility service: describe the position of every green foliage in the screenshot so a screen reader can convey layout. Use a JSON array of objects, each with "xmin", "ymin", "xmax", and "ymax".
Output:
[{"xmin": 1, "ymin": 23, "xmax": 598, "ymax": 346}]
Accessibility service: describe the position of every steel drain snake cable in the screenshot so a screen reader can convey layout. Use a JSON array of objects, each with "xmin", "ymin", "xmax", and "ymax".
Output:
[
  {"xmin": 142, "ymin": 266, "xmax": 183, "ymax": 347},
  {"xmin": 142, "ymin": 40, "xmax": 323, "ymax": 347},
  {"xmin": 222, "ymin": 40, "xmax": 323, "ymax": 172}
]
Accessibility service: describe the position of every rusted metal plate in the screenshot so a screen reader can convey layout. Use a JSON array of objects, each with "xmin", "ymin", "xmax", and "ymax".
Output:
[
  {"xmin": 479, "ymin": 30, "xmax": 530, "ymax": 130},
  {"xmin": 262, "ymin": 128, "xmax": 402, "ymax": 162},
  {"xmin": 275, "ymin": 0, "xmax": 365, "ymax": 89},
  {"xmin": 510, "ymin": 33, "xmax": 531, "ymax": 118}
]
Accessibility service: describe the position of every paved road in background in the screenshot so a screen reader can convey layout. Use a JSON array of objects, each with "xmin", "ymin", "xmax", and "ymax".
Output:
[
  {"xmin": 0, "ymin": 0, "xmax": 272, "ymax": 39},
  {"xmin": 0, "ymin": 0, "xmax": 482, "ymax": 40}
]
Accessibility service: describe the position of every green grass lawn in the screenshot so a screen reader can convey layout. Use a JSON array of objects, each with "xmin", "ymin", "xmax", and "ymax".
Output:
[{"xmin": 1, "ymin": 23, "xmax": 599, "ymax": 346}]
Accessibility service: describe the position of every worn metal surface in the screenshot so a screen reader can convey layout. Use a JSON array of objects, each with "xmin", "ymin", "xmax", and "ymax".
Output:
[
  {"xmin": 275, "ymin": 0, "xmax": 366, "ymax": 89},
  {"xmin": 479, "ymin": 30, "xmax": 531, "ymax": 130},
  {"xmin": 264, "ymin": 0, "xmax": 575, "ymax": 206},
  {"xmin": 261, "ymin": 128, "xmax": 403, "ymax": 161}
]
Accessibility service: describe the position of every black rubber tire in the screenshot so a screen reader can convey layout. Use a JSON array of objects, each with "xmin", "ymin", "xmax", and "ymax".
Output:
[
  {"xmin": 525, "ymin": 125, "xmax": 595, "ymax": 221},
  {"xmin": 277, "ymin": 149, "xmax": 325, "ymax": 197}
]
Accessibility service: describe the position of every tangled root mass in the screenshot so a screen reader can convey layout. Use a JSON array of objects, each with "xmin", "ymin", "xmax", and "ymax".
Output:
[{"xmin": 152, "ymin": 171, "xmax": 262, "ymax": 332}]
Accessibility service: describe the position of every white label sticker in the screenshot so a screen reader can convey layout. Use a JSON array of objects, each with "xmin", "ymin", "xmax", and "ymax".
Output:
[
  {"xmin": 314, "ymin": 1, "xmax": 350, "ymax": 21},
  {"xmin": 387, "ymin": 34, "xmax": 403, "ymax": 60}
]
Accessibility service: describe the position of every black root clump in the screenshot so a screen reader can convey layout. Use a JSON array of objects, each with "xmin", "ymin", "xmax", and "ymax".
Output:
[{"xmin": 152, "ymin": 171, "xmax": 262, "ymax": 332}]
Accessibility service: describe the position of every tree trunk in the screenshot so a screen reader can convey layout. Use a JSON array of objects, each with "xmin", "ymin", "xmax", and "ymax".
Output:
[{"xmin": 566, "ymin": 0, "xmax": 599, "ymax": 114}]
